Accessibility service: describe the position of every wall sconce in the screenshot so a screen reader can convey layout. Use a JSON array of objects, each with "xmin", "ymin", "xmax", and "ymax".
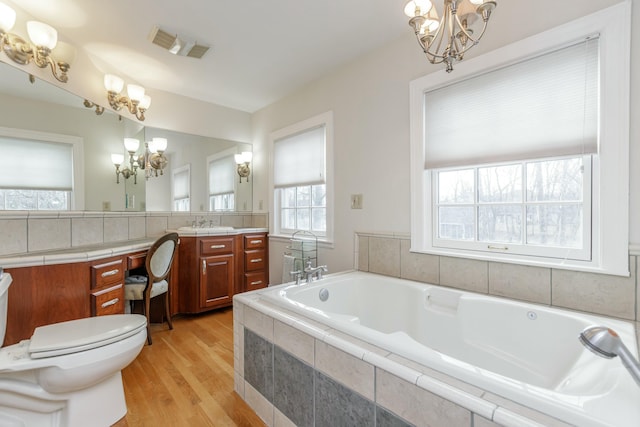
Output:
[
  {"xmin": 0, "ymin": 2, "xmax": 75, "ymax": 83},
  {"xmin": 234, "ymin": 151, "xmax": 252, "ymax": 183},
  {"xmin": 104, "ymin": 74, "xmax": 151, "ymax": 121},
  {"xmin": 138, "ymin": 137, "xmax": 168, "ymax": 180},
  {"xmin": 111, "ymin": 138, "xmax": 141, "ymax": 184}
]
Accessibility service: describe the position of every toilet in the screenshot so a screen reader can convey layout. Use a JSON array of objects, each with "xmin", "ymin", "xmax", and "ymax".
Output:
[{"xmin": 0, "ymin": 273, "xmax": 147, "ymax": 427}]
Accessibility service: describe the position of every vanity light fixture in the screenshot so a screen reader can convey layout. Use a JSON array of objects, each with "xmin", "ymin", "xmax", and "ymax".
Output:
[
  {"xmin": 104, "ymin": 74, "xmax": 151, "ymax": 121},
  {"xmin": 0, "ymin": 2, "xmax": 75, "ymax": 82},
  {"xmin": 404, "ymin": 0, "xmax": 497, "ymax": 73},
  {"xmin": 111, "ymin": 138, "xmax": 141, "ymax": 184},
  {"xmin": 234, "ymin": 151, "xmax": 252, "ymax": 183},
  {"xmin": 138, "ymin": 137, "xmax": 168, "ymax": 180}
]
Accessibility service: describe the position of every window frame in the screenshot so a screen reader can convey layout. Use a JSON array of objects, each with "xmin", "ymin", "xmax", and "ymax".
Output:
[
  {"xmin": 0, "ymin": 126, "xmax": 84, "ymax": 210},
  {"xmin": 269, "ymin": 111, "xmax": 334, "ymax": 242},
  {"xmin": 409, "ymin": 2, "xmax": 630, "ymax": 276}
]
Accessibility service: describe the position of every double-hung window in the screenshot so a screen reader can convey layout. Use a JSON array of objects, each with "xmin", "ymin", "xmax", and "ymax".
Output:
[
  {"xmin": 410, "ymin": 3, "xmax": 630, "ymax": 275},
  {"xmin": 208, "ymin": 155, "xmax": 235, "ymax": 211},
  {"xmin": 172, "ymin": 165, "xmax": 191, "ymax": 212},
  {"xmin": 271, "ymin": 112, "xmax": 333, "ymax": 240}
]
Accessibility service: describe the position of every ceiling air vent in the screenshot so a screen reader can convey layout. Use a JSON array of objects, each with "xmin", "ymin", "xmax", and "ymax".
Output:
[{"xmin": 148, "ymin": 26, "xmax": 210, "ymax": 59}]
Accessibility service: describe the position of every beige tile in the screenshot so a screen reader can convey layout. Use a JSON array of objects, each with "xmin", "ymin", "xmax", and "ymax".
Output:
[
  {"xmin": 244, "ymin": 306, "xmax": 274, "ymax": 341},
  {"xmin": 552, "ymin": 257, "xmax": 636, "ymax": 319},
  {"xmin": 28, "ymin": 218, "xmax": 71, "ymax": 252},
  {"xmin": 71, "ymin": 217, "xmax": 103, "ymax": 247},
  {"xmin": 400, "ymin": 239, "xmax": 439, "ymax": 284},
  {"xmin": 376, "ymin": 369, "xmax": 471, "ymax": 427},
  {"xmin": 274, "ymin": 320, "xmax": 315, "ymax": 365},
  {"xmin": 167, "ymin": 214, "xmax": 193, "ymax": 229},
  {"xmin": 103, "ymin": 217, "xmax": 129, "ymax": 243},
  {"xmin": 440, "ymin": 256, "xmax": 488, "ymax": 293},
  {"xmin": 0, "ymin": 219, "xmax": 27, "ymax": 255},
  {"xmin": 489, "ymin": 262, "xmax": 551, "ymax": 304},
  {"xmin": 234, "ymin": 371, "xmax": 245, "ymax": 398},
  {"xmin": 315, "ymin": 340, "xmax": 375, "ymax": 400},
  {"xmin": 369, "ymin": 236, "xmax": 400, "ymax": 277},
  {"xmin": 221, "ymin": 215, "xmax": 244, "ymax": 228},
  {"xmin": 474, "ymin": 414, "xmax": 501, "ymax": 427},
  {"xmin": 357, "ymin": 235, "xmax": 369, "ymax": 271},
  {"xmin": 145, "ymin": 216, "xmax": 169, "ymax": 237},
  {"xmin": 252, "ymin": 214, "xmax": 268, "ymax": 228},
  {"xmin": 128, "ymin": 216, "xmax": 146, "ymax": 239},
  {"xmin": 244, "ymin": 381, "xmax": 274, "ymax": 426}
]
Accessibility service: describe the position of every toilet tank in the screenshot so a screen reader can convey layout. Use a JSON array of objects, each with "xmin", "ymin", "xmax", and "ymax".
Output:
[{"xmin": 0, "ymin": 273, "xmax": 12, "ymax": 346}]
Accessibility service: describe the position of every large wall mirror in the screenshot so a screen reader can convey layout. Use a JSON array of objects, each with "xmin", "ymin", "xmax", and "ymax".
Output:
[{"xmin": 0, "ymin": 61, "xmax": 252, "ymax": 212}]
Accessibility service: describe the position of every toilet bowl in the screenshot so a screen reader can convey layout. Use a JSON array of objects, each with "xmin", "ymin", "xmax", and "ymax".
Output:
[{"xmin": 0, "ymin": 273, "xmax": 147, "ymax": 427}]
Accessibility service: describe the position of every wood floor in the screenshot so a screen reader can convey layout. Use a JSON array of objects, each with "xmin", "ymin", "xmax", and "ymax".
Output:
[{"xmin": 112, "ymin": 308, "xmax": 265, "ymax": 427}]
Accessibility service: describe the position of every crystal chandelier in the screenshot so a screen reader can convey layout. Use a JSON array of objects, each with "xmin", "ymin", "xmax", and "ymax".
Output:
[{"xmin": 404, "ymin": 0, "xmax": 497, "ymax": 73}]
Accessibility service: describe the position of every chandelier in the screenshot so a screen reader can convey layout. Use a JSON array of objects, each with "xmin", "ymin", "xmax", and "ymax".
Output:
[
  {"xmin": 111, "ymin": 137, "xmax": 168, "ymax": 183},
  {"xmin": 404, "ymin": 0, "xmax": 497, "ymax": 73}
]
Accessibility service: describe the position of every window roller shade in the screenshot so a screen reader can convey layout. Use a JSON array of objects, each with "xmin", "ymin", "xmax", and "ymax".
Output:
[
  {"xmin": 273, "ymin": 125, "xmax": 325, "ymax": 187},
  {"xmin": 424, "ymin": 38, "xmax": 599, "ymax": 169},
  {"xmin": 208, "ymin": 155, "xmax": 235, "ymax": 195}
]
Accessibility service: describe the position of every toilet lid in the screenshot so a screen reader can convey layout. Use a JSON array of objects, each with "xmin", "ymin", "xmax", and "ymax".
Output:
[{"xmin": 28, "ymin": 314, "xmax": 147, "ymax": 359}]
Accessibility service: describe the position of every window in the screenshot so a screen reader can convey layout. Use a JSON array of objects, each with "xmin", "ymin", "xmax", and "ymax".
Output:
[
  {"xmin": 271, "ymin": 112, "xmax": 333, "ymax": 240},
  {"xmin": 0, "ymin": 128, "xmax": 84, "ymax": 210},
  {"xmin": 410, "ymin": 3, "xmax": 630, "ymax": 275},
  {"xmin": 208, "ymin": 154, "xmax": 236, "ymax": 211},
  {"xmin": 172, "ymin": 165, "xmax": 190, "ymax": 212}
]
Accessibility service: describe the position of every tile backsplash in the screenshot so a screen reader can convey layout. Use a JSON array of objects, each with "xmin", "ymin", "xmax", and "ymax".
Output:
[
  {"xmin": 356, "ymin": 232, "xmax": 640, "ymax": 322},
  {"xmin": 0, "ymin": 211, "xmax": 268, "ymax": 256}
]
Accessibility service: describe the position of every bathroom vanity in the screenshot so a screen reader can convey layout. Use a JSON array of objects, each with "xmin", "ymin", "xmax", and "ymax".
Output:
[{"xmin": 1, "ymin": 229, "xmax": 268, "ymax": 347}]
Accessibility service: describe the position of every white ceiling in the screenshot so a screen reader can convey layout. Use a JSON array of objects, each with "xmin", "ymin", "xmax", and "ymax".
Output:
[{"xmin": 11, "ymin": 0, "xmax": 410, "ymax": 113}]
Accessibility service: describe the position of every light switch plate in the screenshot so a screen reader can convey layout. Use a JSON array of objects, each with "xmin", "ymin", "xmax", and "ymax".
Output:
[{"xmin": 350, "ymin": 194, "xmax": 363, "ymax": 209}]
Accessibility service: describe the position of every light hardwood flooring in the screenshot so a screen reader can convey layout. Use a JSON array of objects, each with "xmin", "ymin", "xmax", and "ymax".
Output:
[{"xmin": 113, "ymin": 308, "xmax": 265, "ymax": 427}]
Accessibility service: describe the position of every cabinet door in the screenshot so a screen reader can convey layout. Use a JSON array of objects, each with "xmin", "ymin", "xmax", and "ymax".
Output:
[{"xmin": 199, "ymin": 254, "xmax": 235, "ymax": 308}]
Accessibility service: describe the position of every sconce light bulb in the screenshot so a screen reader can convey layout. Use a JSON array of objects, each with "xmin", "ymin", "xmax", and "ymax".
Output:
[
  {"xmin": 124, "ymin": 138, "xmax": 140, "ymax": 153},
  {"xmin": 139, "ymin": 94, "xmax": 152, "ymax": 110},
  {"xmin": 111, "ymin": 153, "xmax": 124, "ymax": 166},
  {"xmin": 126, "ymin": 84, "xmax": 145, "ymax": 103},
  {"xmin": 104, "ymin": 74, "xmax": 124, "ymax": 93},
  {"xmin": 152, "ymin": 137, "xmax": 167, "ymax": 152},
  {"xmin": 27, "ymin": 21, "xmax": 58, "ymax": 49},
  {"xmin": 0, "ymin": 2, "xmax": 16, "ymax": 33},
  {"xmin": 52, "ymin": 41, "xmax": 76, "ymax": 65}
]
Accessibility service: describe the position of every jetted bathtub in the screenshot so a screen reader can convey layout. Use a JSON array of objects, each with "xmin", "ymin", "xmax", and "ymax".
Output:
[{"xmin": 260, "ymin": 271, "xmax": 640, "ymax": 427}]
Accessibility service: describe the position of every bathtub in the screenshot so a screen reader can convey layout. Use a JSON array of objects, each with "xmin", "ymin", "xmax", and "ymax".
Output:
[{"xmin": 260, "ymin": 271, "xmax": 640, "ymax": 427}]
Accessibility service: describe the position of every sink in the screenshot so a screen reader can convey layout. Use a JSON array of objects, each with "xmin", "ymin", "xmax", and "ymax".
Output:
[{"xmin": 177, "ymin": 226, "xmax": 235, "ymax": 232}]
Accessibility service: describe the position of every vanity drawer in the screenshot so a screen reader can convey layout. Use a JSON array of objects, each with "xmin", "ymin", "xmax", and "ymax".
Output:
[
  {"xmin": 245, "ymin": 271, "xmax": 268, "ymax": 292},
  {"xmin": 91, "ymin": 283, "xmax": 125, "ymax": 316},
  {"xmin": 244, "ymin": 234, "xmax": 266, "ymax": 250},
  {"xmin": 245, "ymin": 249, "xmax": 266, "ymax": 272},
  {"xmin": 91, "ymin": 258, "xmax": 124, "ymax": 288},
  {"xmin": 127, "ymin": 251, "xmax": 147, "ymax": 270},
  {"xmin": 200, "ymin": 237, "xmax": 235, "ymax": 256}
]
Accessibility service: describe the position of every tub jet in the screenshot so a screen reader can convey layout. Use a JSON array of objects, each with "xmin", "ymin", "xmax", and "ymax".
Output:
[{"xmin": 579, "ymin": 326, "xmax": 640, "ymax": 387}]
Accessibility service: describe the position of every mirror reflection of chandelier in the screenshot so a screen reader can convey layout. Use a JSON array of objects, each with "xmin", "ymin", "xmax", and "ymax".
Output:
[
  {"xmin": 404, "ymin": 0, "xmax": 497, "ymax": 73},
  {"xmin": 111, "ymin": 137, "xmax": 168, "ymax": 184}
]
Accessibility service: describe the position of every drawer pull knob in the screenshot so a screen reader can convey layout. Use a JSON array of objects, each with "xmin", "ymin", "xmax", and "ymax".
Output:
[
  {"xmin": 203, "ymin": 259, "xmax": 207, "ymax": 274},
  {"xmin": 210, "ymin": 244, "xmax": 226, "ymax": 249},
  {"xmin": 101, "ymin": 297, "xmax": 120, "ymax": 308},
  {"xmin": 101, "ymin": 269, "xmax": 120, "ymax": 278},
  {"xmin": 250, "ymin": 258, "xmax": 262, "ymax": 263},
  {"xmin": 250, "ymin": 280, "xmax": 263, "ymax": 286},
  {"xmin": 250, "ymin": 240, "xmax": 262, "ymax": 244}
]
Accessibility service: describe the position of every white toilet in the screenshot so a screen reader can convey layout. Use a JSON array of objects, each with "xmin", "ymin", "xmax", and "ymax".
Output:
[{"xmin": 0, "ymin": 273, "xmax": 147, "ymax": 427}]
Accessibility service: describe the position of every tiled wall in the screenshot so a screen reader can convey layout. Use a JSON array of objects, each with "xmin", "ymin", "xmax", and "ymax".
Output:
[
  {"xmin": 234, "ymin": 297, "xmax": 574, "ymax": 427},
  {"xmin": 0, "ymin": 211, "xmax": 268, "ymax": 256},
  {"xmin": 356, "ymin": 232, "xmax": 640, "ymax": 322}
]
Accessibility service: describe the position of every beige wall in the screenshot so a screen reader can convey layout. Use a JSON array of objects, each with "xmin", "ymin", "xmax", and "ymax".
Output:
[{"xmin": 252, "ymin": 0, "xmax": 639, "ymax": 284}]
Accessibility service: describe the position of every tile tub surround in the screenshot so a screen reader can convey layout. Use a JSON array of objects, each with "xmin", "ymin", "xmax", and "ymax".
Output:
[
  {"xmin": 356, "ymin": 232, "xmax": 640, "ymax": 322},
  {"xmin": 233, "ymin": 293, "xmax": 573, "ymax": 427},
  {"xmin": 0, "ymin": 211, "xmax": 268, "ymax": 257}
]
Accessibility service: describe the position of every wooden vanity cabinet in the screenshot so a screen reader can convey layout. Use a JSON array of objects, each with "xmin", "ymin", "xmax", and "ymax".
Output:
[
  {"xmin": 89, "ymin": 256, "xmax": 125, "ymax": 316},
  {"xmin": 178, "ymin": 232, "xmax": 268, "ymax": 314}
]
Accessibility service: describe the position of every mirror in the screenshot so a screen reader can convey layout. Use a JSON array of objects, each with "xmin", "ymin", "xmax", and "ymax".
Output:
[{"xmin": 0, "ymin": 61, "xmax": 252, "ymax": 212}]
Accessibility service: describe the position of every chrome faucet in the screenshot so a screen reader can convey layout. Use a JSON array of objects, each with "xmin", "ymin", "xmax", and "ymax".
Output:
[{"xmin": 303, "ymin": 259, "xmax": 328, "ymax": 283}]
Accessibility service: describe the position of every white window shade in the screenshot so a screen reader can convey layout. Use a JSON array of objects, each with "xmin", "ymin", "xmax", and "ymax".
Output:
[
  {"xmin": 208, "ymin": 155, "xmax": 235, "ymax": 195},
  {"xmin": 173, "ymin": 166, "xmax": 190, "ymax": 200},
  {"xmin": 0, "ymin": 137, "xmax": 73, "ymax": 190},
  {"xmin": 274, "ymin": 125, "xmax": 325, "ymax": 187},
  {"xmin": 424, "ymin": 38, "xmax": 598, "ymax": 169}
]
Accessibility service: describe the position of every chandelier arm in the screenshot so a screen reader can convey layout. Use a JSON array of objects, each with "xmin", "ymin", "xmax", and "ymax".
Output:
[
  {"xmin": 45, "ymin": 56, "xmax": 68, "ymax": 83},
  {"xmin": 455, "ymin": 19, "xmax": 491, "ymax": 58}
]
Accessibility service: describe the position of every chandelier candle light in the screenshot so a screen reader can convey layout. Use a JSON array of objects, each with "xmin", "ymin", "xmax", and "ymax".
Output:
[{"xmin": 404, "ymin": 0, "xmax": 497, "ymax": 72}]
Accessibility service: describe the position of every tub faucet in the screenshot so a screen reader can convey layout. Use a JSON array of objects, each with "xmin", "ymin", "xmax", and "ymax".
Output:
[
  {"xmin": 579, "ymin": 326, "xmax": 640, "ymax": 387},
  {"xmin": 303, "ymin": 259, "xmax": 328, "ymax": 283},
  {"xmin": 290, "ymin": 270, "xmax": 303, "ymax": 285}
]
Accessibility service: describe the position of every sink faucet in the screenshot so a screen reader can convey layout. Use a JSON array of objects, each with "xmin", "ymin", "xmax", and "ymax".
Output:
[{"xmin": 303, "ymin": 259, "xmax": 328, "ymax": 284}]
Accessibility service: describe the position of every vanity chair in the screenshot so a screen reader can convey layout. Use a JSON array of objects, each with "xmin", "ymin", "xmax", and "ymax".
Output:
[{"xmin": 124, "ymin": 232, "xmax": 179, "ymax": 344}]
